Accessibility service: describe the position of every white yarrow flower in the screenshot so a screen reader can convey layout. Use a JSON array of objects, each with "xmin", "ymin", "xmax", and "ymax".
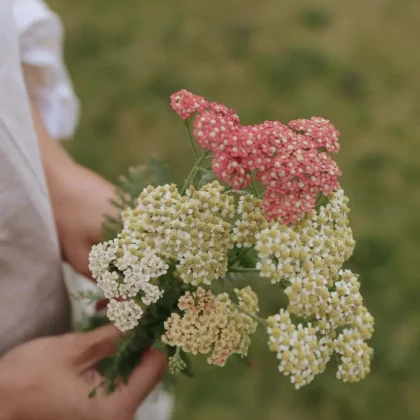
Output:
[{"xmin": 107, "ymin": 299, "xmax": 143, "ymax": 331}]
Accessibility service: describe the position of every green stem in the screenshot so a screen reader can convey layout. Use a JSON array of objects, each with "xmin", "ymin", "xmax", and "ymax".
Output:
[
  {"xmin": 185, "ymin": 121, "xmax": 198, "ymax": 159},
  {"xmin": 233, "ymin": 303, "xmax": 268, "ymax": 329},
  {"xmin": 180, "ymin": 150, "xmax": 211, "ymax": 195},
  {"xmin": 229, "ymin": 267, "xmax": 260, "ymax": 273},
  {"xmin": 180, "ymin": 167, "xmax": 198, "ymax": 195},
  {"xmin": 250, "ymin": 173, "xmax": 260, "ymax": 198}
]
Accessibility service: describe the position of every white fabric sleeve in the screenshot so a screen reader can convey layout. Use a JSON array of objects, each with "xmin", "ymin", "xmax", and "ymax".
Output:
[{"xmin": 12, "ymin": 0, "xmax": 80, "ymax": 139}]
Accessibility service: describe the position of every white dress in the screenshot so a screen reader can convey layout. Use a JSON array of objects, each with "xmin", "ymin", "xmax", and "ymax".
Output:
[
  {"xmin": 0, "ymin": 0, "xmax": 70, "ymax": 357},
  {"xmin": 10, "ymin": 1, "xmax": 174, "ymax": 418}
]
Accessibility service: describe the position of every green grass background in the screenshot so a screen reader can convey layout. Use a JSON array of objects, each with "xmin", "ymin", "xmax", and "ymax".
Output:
[{"xmin": 51, "ymin": 1, "xmax": 420, "ymax": 418}]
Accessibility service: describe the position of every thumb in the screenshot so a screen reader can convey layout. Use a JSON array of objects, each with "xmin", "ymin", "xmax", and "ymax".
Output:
[{"xmin": 70, "ymin": 324, "xmax": 121, "ymax": 370}]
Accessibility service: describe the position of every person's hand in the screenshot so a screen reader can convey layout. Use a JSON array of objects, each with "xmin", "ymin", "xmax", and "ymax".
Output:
[
  {"xmin": 0, "ymin": 325, "xmax": 167, "ymax": 420},
  {"xmin": 30, "ymin": 101, "xmax": 118, "ymax": 279},
  {"xmin": 52, "ymin": 162, "xmax": 118, "ymax": 279}
]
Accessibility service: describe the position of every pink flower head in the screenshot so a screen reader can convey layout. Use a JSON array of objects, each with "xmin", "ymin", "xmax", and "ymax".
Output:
[
  {"xmin": 256, "ymin": 130, "xmax": 341, "ymax": 222},
  {"xmin": 212, "ymin": 153, "xmax": 251, "ymax": 190},
  {"xmin": 288, "ymin": 117, "xmax": 340, "ymax": 153},
  {"xmin": 170, "ymin": 89, "xmax": 209, "ymax": 120},
  {"xmin": 171, "ymin": 89, "xmax": 241, "ymax": 123},
  {"xmin": 304, "ymin": 151, "xmax": 341, "ymax": 194},
  {"xmin": 209, "ymin": 102, "xmax": 241, "ymax": 125},
  {"xmin": 255, "ymin": 121, "xmax": 289, "ymax": 158},
  {"xmin": 217, "ymin": 126, "xmax": 259, "ymax": 159},
  {"xmin": 262, "ymin": 181, "xmax": 317, "ymax": 224},
  {"xmin": 193, "ymin": 110, "xmax": 239, "ymax": 151},
  {"xmin": 170, "ymin": 90, "xmax": 342, "ymax": 224}
]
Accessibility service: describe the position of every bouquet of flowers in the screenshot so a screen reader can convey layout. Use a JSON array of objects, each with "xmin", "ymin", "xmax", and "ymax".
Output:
[{"xmin": 82, "ymin": 90, "xmax": 374, "ymax": 395}]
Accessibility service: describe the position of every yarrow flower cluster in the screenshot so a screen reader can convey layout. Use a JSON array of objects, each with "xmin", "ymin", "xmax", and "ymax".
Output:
[
  {"xmin": 168, "ymin": 353, "xmax": 187, "ymax": 375},
  {"xmin": 255, "ymin": 189, "xmax": 355, "ymax": 284},
  {"xmin": 107, "ymin": 299, "xmax": 143, "ymax": 331},
  {"xmin": 89, "ymin": 241, "xmax": 167, "ymax": 331},
  {"xmin": 85, "ymin": 90, "xmax": 374, "ymax": 394},
  {"xmin": 121, "ymin": 181, "xmax": 234, "ymax": 286},
  {"xmin": 253, "ymin": 187, "xmax": 374, "ymax": 387},
  {"xmin": 233, "ymin": 196, "xmax": 269, "ymax": 247},
  {"xmin": 171, "ymin": 89, "xmax": 341, "ymax": 224},
  {"xmin": 162, "ymin": 287, "xmax": 258, "ymax": 367},
  {"xmin": 267, "ymin": 309, "xmax": 333, "ymax": 388},
  {"xmin": 266, "ymin": 305, "xmax": 374, "ymax": 388},
  {"xmin": 170, "ymin": 89, "xmax": 240, "ymax": 123},
  {"xmin": 334, "ymin": 328, "xmax": 374, "ymax": 382},
  {"xmin": 254, "ymin": 189, "xmax": 363, "ymax": 335}
]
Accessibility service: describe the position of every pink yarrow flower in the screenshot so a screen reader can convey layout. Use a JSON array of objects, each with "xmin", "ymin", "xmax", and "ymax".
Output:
[
  {"xmin": 262, "ymin": 183, "xmax": 317, "ymax": 224},
  {"xmin": 288, "ymin": 117, "xmax": 340, "ymax": 153},
  {"xmin": 171, "ymin": 90, "xmax": 242, "ymax": 123},
  {"xmin": 170, "ymin": 90, "xmax": 209, "ymax": 120},
  {"xmin": 171, "ymin": 90, "xmax": 342, "ymax": 224}
]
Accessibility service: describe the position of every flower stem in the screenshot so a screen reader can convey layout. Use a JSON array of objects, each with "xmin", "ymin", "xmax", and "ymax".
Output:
[
  {"xmin": 229, "ymin": 246, "xmax": 255, "ymax": 267},
  {"xmin": 180, "ymin": 150, "xmax": 211, "ymax": 195},
  {"xmin": 233, "ymin": 303, "xmax": 268, "ymax": 329},
  {"xmin": 184, "ymin": 120, "xmax": 198, "ymax": 159},
  {"xmin": 250, "ymin": 173, "xmax": 260, "ymax": 198},
  {"xmin": 229, "ymin": 267, "xmax": 260, "ymax": 274}
]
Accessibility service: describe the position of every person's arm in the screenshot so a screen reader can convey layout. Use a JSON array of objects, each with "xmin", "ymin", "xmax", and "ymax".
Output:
[
  {"xmin": 0, "ymin": 325, "xmax": 167, "ymax": 420},
  {"xmin": 30, "ymin": 100, "xmax": 117, "ymax": 278}
]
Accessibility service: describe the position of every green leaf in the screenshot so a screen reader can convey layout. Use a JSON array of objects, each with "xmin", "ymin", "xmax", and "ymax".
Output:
[
  {"xmin": 110, "ymin": 198, "xmax": 127, "ymax": 211},
  {"xmin": 194, "ymin": 167, "xmax": 217, "ymax": 188},
  {"xmin": 87, "ymin": 270, "xmax": 184, "ymax": 394},
  {"xmin": 105, "ymin": 379, "xmax": 117, "ymax": 395},
  {"xmin": 229, "ymin": 247, "xmax": 258, "ymax": 268},
  {"xmin": 104, "ymin": 214, "xmax": 121, "ymax": 225},
  {"xmin": 96, "ymin": 357, "xmax": 114, "ymax": 376},
  {"xmin": 148, "ymin": 156, "xmax": 173, "ymax": 186},
  {"xmin": 70, "ymin": 290, "xmax": 103, "ymax": 303},
  {"xmin": 162, "ymin": 372, "xmax": 175, "ymax": 393},
  {"xmin": 315, "ymin": 192, "xmax": 329, "ymax": 208},
  {"xmin": 179, "ymin": 351, "xmax": 195, "ymax": 378},
  {"xmin": 225, "ymin": 187, "xmax": 253, "ymax": 196},
  {"xmin": 102, "ymin": 164, "xmax": 148, "ymax": 240},
  {"xmin": 103, "ymin": 214, "xmax": 123, "ymax": 234}
]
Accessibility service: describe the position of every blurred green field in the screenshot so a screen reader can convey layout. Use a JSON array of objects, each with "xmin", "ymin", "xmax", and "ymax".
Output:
[{"xmin": 51, "ymin": 0, "xmax": 420, "ymax": 418}]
